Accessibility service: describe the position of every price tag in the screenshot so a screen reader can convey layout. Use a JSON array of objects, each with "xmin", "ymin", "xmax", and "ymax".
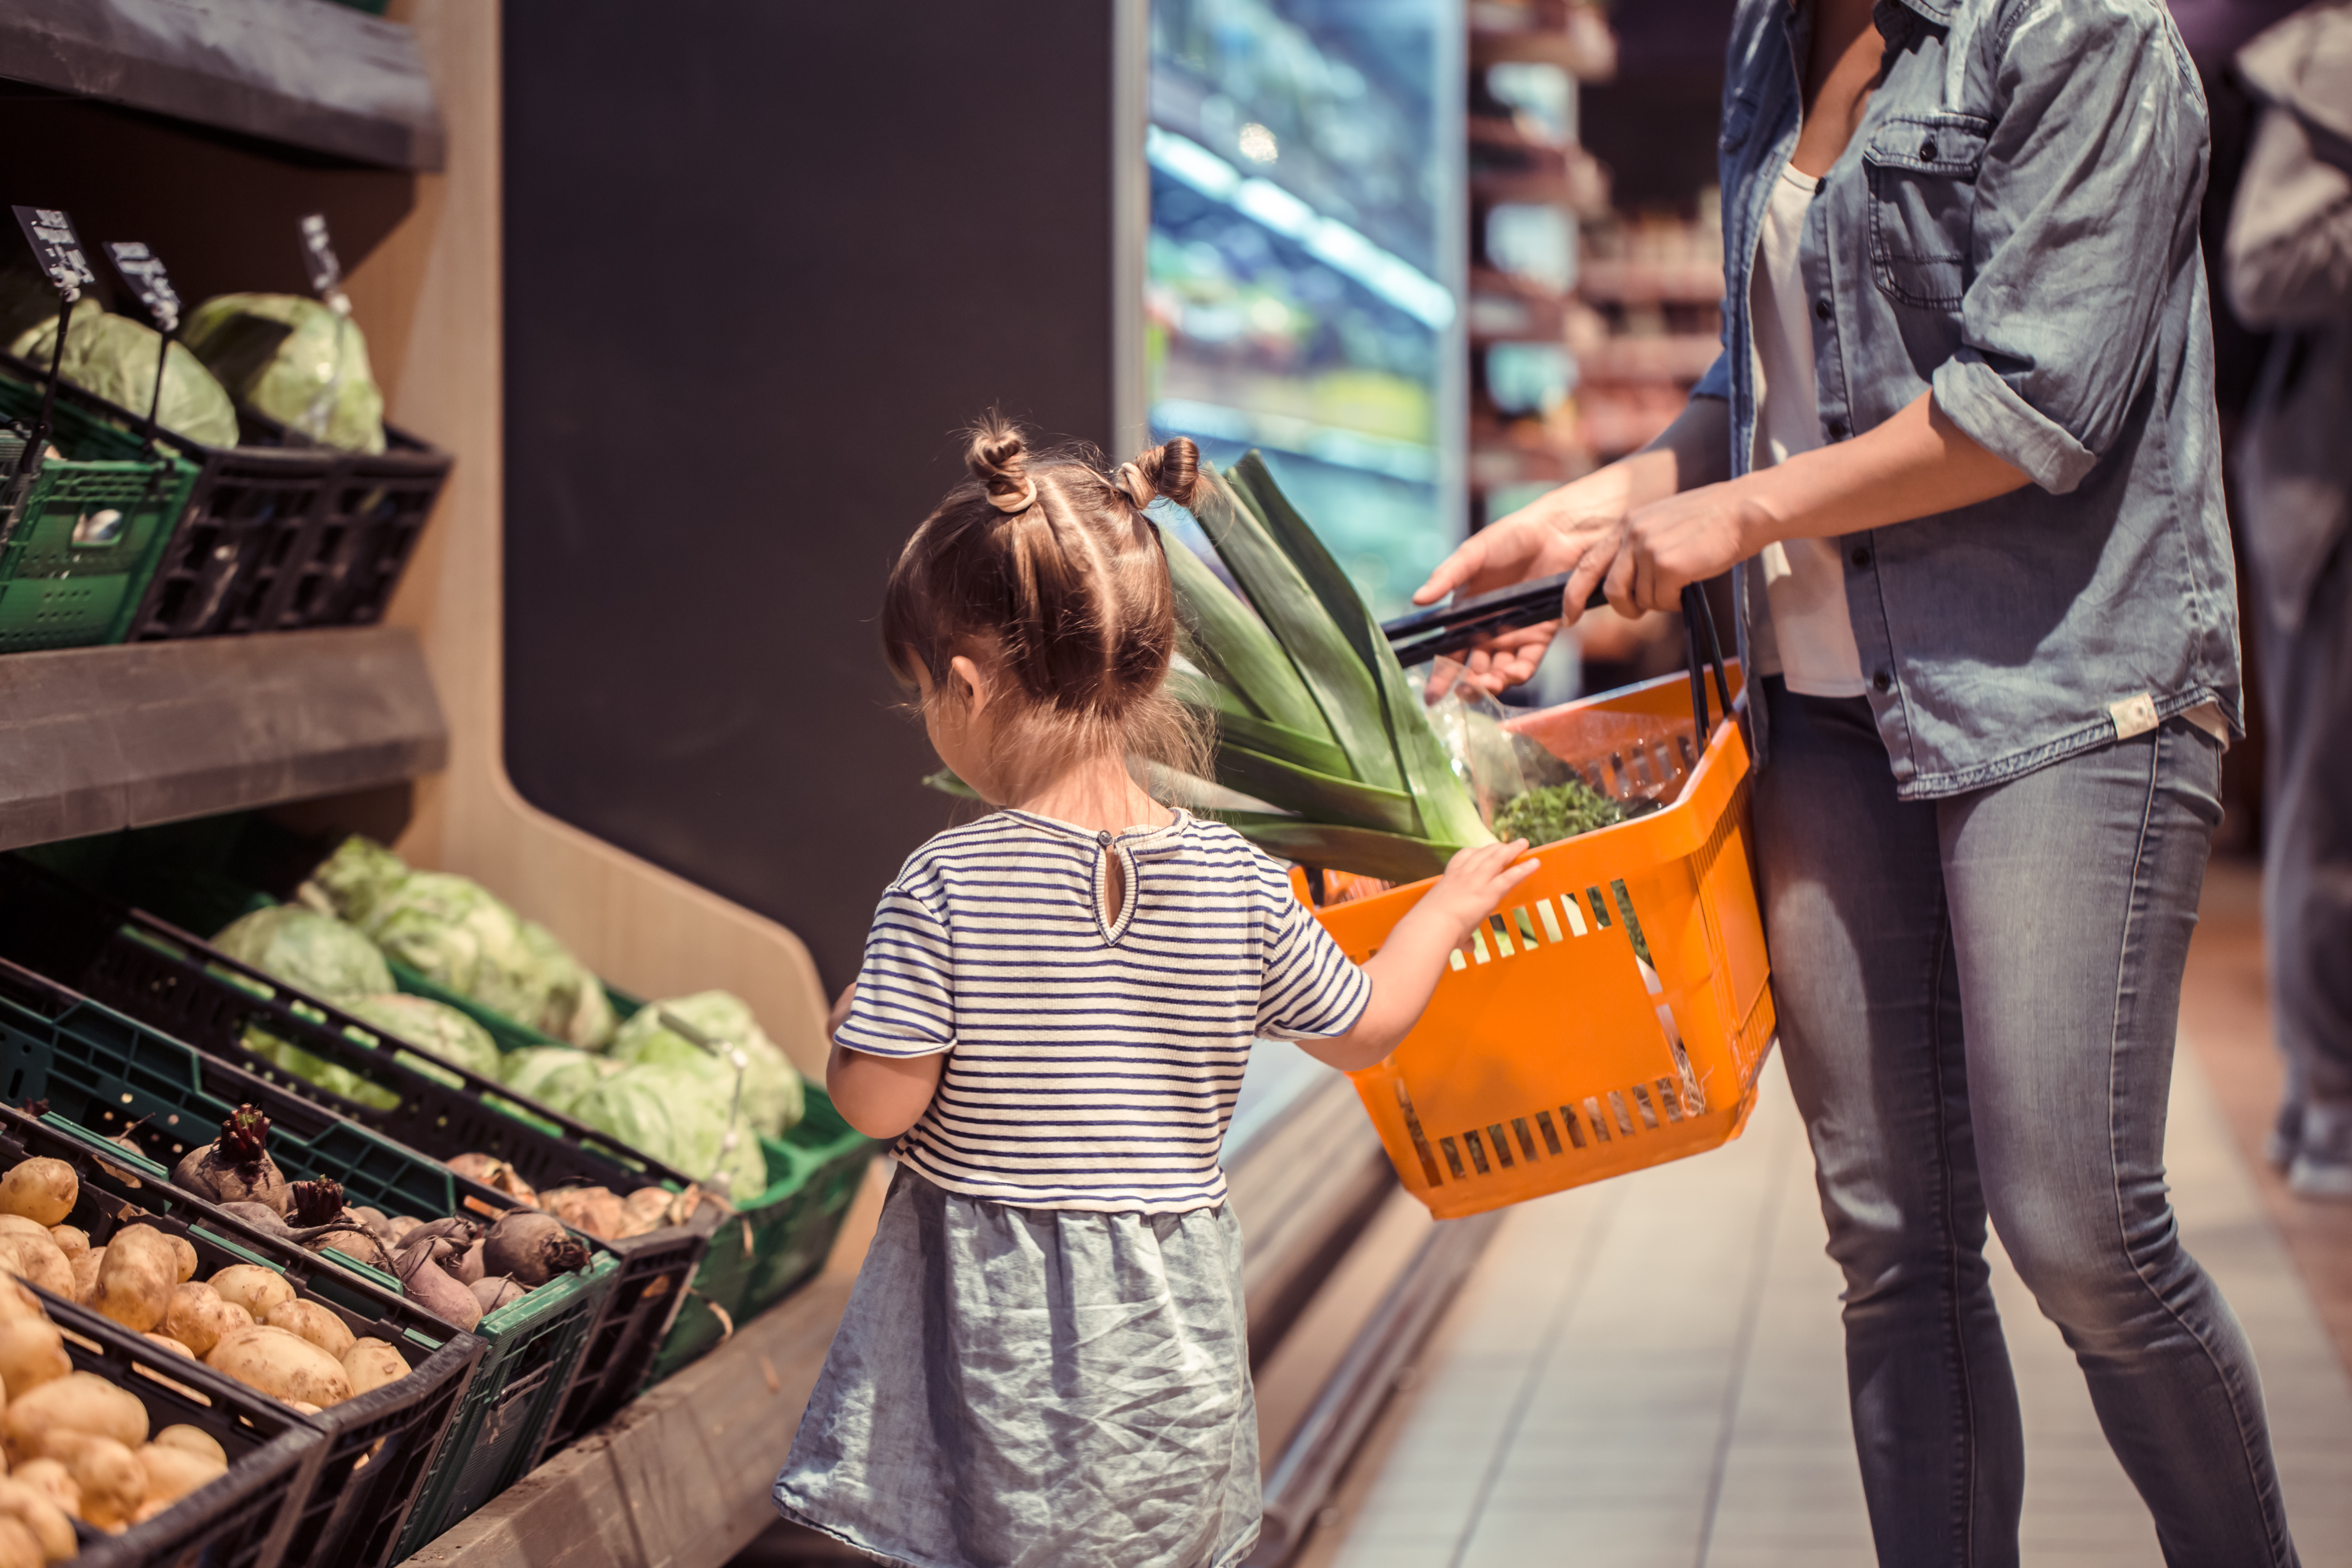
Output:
[
  {"xmin": 11, "ymin": 207, "xmax": 95, "ymax": 299},
  {"xmin": 104, "ymin": 241, "xmax": 181, "ymax": 335}
]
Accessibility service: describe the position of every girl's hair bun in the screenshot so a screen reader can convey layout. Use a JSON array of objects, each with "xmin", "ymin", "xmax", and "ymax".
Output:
[
  {"xmin": 1112, "ymin": 436, "xmax": 1202, "ymax": 512},
  {"xmin": 966, "ymin": 416, "xmax": 1036, "ymax": 514}
]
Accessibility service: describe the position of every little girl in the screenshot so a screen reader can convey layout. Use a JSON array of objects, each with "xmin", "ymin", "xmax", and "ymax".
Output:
[{"xmin": 773, "ymin": 418, "xmax": 1536, "ymax": 1568}]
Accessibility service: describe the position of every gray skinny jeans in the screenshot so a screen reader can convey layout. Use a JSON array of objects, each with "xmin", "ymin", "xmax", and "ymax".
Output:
[{"xmin": 1753, "ymin": 677, "xmax": 2298, "ymax": 1568}]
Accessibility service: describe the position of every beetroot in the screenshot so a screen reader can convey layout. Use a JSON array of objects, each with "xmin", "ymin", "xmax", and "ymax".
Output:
[
  {"xmin": 451, "ymin": 1239, "xmax": 486, "ymax": 1286},
  {"xmin": 173, "ymin": 1106, "xmax": 291, "ymax": 1214},
  {"xmin": 471, "ymin": 1275, "xmax": 527, "ymax": 1314},
  {"xmin": 481, "ymin": 1211, "xmax": 588, "ymax": 1288},
  {"xmin": 395, "ymin": 1240, "xmax": 482, "ymax": 1332},
  {"xmin": 288, "ymin": 1178, "xmax": 345, "ymax": 1227}
]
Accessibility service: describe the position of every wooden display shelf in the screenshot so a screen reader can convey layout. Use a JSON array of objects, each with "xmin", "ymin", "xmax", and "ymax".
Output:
[{"xmin": 0, "ymin": 626, "xmax": 448, "ymax": 851}]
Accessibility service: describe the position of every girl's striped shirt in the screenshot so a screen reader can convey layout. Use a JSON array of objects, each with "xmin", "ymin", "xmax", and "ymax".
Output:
[{"xmin": 834, "ymin": 807, "xmax": 1371, "ymax": 1214}]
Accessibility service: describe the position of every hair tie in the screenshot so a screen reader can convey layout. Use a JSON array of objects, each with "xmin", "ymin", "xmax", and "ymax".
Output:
[
  {"xmin": 988, "ymin": 476, "xmax": 1038, "ymax": 515},
  {"xmin": 1112, "ymin": 463, "xmax": 1151, "ymax": 509}
]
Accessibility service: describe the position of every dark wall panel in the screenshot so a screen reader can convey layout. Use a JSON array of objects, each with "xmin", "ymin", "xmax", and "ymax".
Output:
[{"xmin": 502, "ymin": 2, "xmax": 1116, "ymax": 988}]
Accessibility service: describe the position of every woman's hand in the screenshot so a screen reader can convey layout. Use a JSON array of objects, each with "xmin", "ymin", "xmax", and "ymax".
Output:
[
  {"xmin": 1607, "ymin": 483, "xmax": 1770, "ymax": 616},
  {"xmin": 1411, "ymin": 472, "xmax": 1636, "ymax": 694}
]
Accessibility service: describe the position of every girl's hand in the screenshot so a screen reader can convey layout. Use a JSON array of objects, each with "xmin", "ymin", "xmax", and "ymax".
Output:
[
  {"xmin": 1607, "ymin": 483, "xmax": 1767, "ymax": 616},
  {"xmin": 1417, "ymin": 839, "xmax": 1543, "ymax": 948}
]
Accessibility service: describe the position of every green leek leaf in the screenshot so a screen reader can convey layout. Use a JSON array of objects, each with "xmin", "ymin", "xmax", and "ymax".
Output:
[
  {"xmin": 1161, "ymin": 522, "xmax": 1334, "ymax": 744},
  {"xmin": 1214, "ymin": 744, "xmax": 1422, "ymax": 837},
  {"xmin": 1200, "ymin": 814, "xmax": 1457, "ymax": 885}
]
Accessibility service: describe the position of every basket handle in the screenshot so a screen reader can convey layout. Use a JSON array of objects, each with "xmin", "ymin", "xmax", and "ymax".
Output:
[{"xmin": 1681, "ymin": 582, "xmax": 1734, "ymax": 745}]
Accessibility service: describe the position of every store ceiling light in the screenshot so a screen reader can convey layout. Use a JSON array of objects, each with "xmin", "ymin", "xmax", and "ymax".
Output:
[{"xmin": 1147, "ymin": 125, "xmax": 1456, "ymax": 332}]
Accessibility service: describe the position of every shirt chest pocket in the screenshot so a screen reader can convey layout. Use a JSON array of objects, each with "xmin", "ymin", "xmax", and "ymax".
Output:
[{"xmin": 1863, "ymin": 113, "xmax": 1992, "ymax": 310}]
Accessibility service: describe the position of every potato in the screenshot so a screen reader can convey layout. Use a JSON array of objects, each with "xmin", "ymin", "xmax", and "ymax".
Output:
[
  {"xmin": 206, "ymin": 1266, "xmax": 291, "ymax": 1323},
  {"xmin": 341, "ymin": 1338, "xmax": 411, "ymax": 1398},
  {"xmin": 0, "ymin": 1515, "xmax": 36, "ymax": 1568},
  {"xmin": 0, "ymin": 1241, "xmax": 70, "ymax": 1304},
  {"xmin": 90, "ymin": 1228, "xmax": 177, "ymax": 1333},
  {"xmin": 0, "ymin": 1165, "xmax": 74, "ymax": 1229},
  {"xmin": 53, "ymin": 1435, "xmax": 143, "ymax": 1530},
  {"xmin": 222, "ymin": 1301, "xmax": 254, "ymax": 1330},
  {"xmin": 142, "ymin": 1333, "xmax": 192, "ymax": 1359},
  {"xmin": 68, "ymin": 1250, "xmax": 99, "ymax": 1308},
  {"xmin": 135, "ymin": 1441, "xmax": 223, "ymax": 1510},
  {"xmin": 0, "ymin": 1284, "xmax": 38, "ymax": 1329},
  {"xmin": 279, "ymin": 1399, "xmax": 321, "ymax": 1415},
  {"xmin": 162, "ymin": 1284, "xmax": 241, "ymax": 1361},
  {"xmin": 0, "ymin": 1477, "xmax": 75, "ymax": 1562},
  {"xmin": 40, "ymin": 1232, "xmax": 83, "ymax": 1266},
  {"xmin": 9, "ymin": 1462, "xmax": 73, "ymax": 1518},
  {"xmin": 205, "ymin": 1327, "xmax": 349, "ymax": 1408},
  {"xmin": 0, "ymin": 1224, "xmax": 47, "ymax": 1252},
  {"xmin": 0, "ymin": 1320, "xmax": 69, "ymax": 1402},
  {"xmin": 263, "ymin": 1300, "xmax": 353, "ymax": 1361},
  {"xmin": 150, "ymin": 1426, "xmax": 224, "ymax": 1469},
  {"xmin": 163, "ymin": 1236, "xmax": 197, "ymax": 1285},
  {"xmin": 3, "ymin": 1373, "xmax": 147, "ymax": 1463}
]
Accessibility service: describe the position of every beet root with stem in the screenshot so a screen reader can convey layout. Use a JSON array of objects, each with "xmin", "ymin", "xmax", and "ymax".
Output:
[
  {"xmin": 481, "ymin": 1211, "xmax": 589, "ymax": 1288},
  {"xmin": 471, "ymin": 1275, "xmax": 527, "ymax": 1314},
  {"xmin": 395, "ymin": 1240, "xmax": 482, "ymax": 1332},
  {"xmin": 172, "ymin": 1105, "xmax": 291, "ymax": 1214}
]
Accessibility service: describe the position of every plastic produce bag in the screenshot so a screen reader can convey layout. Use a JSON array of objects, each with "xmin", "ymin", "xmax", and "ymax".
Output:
[
  {"xmin": 182, "ymin": 292, "xmax": 385, "ymax": 452},
  {"xmin": 9, "ymin": 297, "xmax": 239, "ymax": 448}
]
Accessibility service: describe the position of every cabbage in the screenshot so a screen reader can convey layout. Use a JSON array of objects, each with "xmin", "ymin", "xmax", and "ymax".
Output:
[
  {"xmin": 340, "ymin": 992, "xmax": 505, "ymax": 1085},
  {"xmin": 609, "ymin": 991, "xmax": 803, "ymax": 1136},
  {"xmin": 9, "ymin": 297, "xmax": 239, "ymax": 448},
  {"xmin": 182, "ymin": 292, "xmax": 385, "ymax": 452},
  {"xmin": 304, "ymin": 834, "xmax": 410, "ymax": 929},
  {"xmin": 240, "ymin": 1025, "xmax": 398, "ymax": 1112},
  {"xmin": 499, "ymin": 1045, "xmax": 618, "ymax": 1116},
  {"xmin": 213, "ymin": 905, "xmax": 392, "ymax": 1001},
  {"xmin": 572, "ymin": 1063, "xmax": 769, "ymax": 1199},
  {"xmin": 523, "ymin": 921, "xmax": 618, "ymax": 1049},
  {"xmin": 361, "ymin": 871, "xmax": 554, "ymax": 1025}
]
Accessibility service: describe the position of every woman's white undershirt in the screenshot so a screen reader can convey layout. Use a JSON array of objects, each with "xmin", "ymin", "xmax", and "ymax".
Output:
[{"xmin": 1746, "ymin": 165, "xmax": 1869, "ymax": 699}]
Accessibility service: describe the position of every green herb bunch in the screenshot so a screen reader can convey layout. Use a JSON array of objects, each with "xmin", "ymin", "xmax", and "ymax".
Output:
[{"xmin": 1491, "ymin": 778, "xmax": 1626, "ymax": 848}]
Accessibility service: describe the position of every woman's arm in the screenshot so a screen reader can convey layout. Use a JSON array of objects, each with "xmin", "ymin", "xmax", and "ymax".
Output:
[
  {"xmin": 1606, "ymin": 390, "xmax": 2030, "ymax": 613},
  {"xmin": 1409, "ymin": 396, "xmax": 1732, "ymax": 691}
]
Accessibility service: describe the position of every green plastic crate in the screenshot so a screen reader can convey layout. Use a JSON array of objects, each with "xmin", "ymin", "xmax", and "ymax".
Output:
[
  {"xmin": 0, "ymin": 956, "xmax": 620, "ymax": 1555},
  {"xmin": 0, "ymin": 445, "xmax": 195, "ymax": 650}
]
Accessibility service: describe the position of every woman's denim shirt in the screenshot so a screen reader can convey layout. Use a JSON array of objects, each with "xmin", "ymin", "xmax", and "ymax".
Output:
[{"xmin": 1696, "ymin": 0, "xmax": 2241, "ymax": 795}]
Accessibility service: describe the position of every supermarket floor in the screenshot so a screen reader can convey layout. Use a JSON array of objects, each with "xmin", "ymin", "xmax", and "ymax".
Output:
[{"xmin": 734, "ymin": 856, "xmax": 2352, "ymax": 1567}]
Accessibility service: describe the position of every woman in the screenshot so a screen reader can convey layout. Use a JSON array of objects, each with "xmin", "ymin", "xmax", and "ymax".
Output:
[{"xmin": 1420, "ymin": 0, "xmax": 2301, "ymax": 1561}]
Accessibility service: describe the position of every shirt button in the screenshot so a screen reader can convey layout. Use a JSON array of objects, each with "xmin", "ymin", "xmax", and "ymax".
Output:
[
  {"xmin": 1850, "ymin": 546, "xmax": 1872, "ymax": 568},
  {"xmin": 1826, "ymin": 418, "xmax": 1848, "ymax": 440},
  {"xmin": 1872, "ymin": 670, "xmax": 1894, "ymax": 694},
  {"xmin": 1097, "ymin": 830, "xmax": 1113, "ymax": 845},
  {"xmin": 1919, "ymin": 137, "xmax": 1939, "ymax": 161},
  {"xmin": 1813, "ymin": 298, "xmax": 1834, "ymax": 322}
]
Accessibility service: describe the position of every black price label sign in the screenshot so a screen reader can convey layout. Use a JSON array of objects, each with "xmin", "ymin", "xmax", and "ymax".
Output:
[
  {"xmin": 105, "ymin": 241, "xmax": 181, "ymax": 335},
  {"xmin": 11, "ymin": 207, "xmax": 95, "ymax": 298},
  {"xmin": 298, "ymin": 213, "xmax": 343, "ymax": 295}
]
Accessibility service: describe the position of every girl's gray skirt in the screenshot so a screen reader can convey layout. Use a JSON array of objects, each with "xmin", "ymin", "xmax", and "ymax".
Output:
[{"xmin": 774, "ymin": 1165, "xmax": 1260, "ymax": 1568}]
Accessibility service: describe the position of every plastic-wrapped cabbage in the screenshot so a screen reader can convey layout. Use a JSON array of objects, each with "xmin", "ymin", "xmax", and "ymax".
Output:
[
  {"xmin": 341, "ymin": 992, "xmax": 505, "ymax": 1086},
  {"xmin": 362, "ymin": 871, "xmax": 554, "ymax": 1025},
  {"xmin": 213, "ymin": 905, "xmax": 392, "ymax": 1001},
  {"xmin": 240, "ymin": 1025, "xmax": 397, "ymax": 1111},
  {"xmin": 499, "ymin": 1045, "xmax": 618, "ymax": 1116},
  {"xmin": 182, "ymin": 292, "xmax": 385, "ymax": 452},
  {"xmin": 523, "ymin": 921, "xmax": 618, "ymax": 1049},
  {"xmin": 609, "ymin": 991, "xmax": 803, "ymax": 1136},
  {"xmin": 572, "ymin": 1063, "xmax": 769, "ymax": 1199},
  {"xmin": 303, "ymin": 834, "xmax": 411, "ymax": 929},
  {"xmin": 9, "ymin": 298, "xmax": 239, "ymax": 448}
]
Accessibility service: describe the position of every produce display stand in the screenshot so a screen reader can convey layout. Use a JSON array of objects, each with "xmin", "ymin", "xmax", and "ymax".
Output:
[
  {"xmin": 0, "ymin": 1101, "xmax": 485, "ymax": 1568},
  {"xmin": 0, "ymin": 956, "xmax": 622, "ymax": 1557},
  {"xmin": 0, "ymin": 849, "xmax": 718, "ymax": 1450},
  {"xmin": 36, "ymin": 1284, "xmax": 326, "ymax": 1568}
]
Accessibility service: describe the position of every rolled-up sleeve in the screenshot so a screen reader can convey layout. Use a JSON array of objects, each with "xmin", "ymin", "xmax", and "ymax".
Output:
[{"xmin": 1930, "ymin": 0, "xmax": 2205, "ymax": 495}]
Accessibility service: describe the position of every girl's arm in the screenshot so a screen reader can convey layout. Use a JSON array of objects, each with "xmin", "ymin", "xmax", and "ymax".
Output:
[
  {"xmin": 822, "ymin": 982, "xmax": 948, "ymax": 1138},
  {"xmin": 1297, "ymin": 841, "xmax": 1542, "ymax": 1074},
  {"xmin": 1605, "ymin": 390, "xmax": 2029, "ymax": 614}
]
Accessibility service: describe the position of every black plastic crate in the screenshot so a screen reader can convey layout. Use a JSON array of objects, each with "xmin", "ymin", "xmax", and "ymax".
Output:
[
  {"xmin": 34, "ymin": 1285, "xmax": 324, "ymax": 1568},
  {"xmin": 0, "ymin": 1102, "xmax": 485, "ymax": 1568},
  {"xmin": 267, "ymin": 423, "xmax": 448, "ymax": 629},
  {"xmin": 0, "ymin": 853, "xmax": 709, "ymax": 1456},
  {"xmin": 0, "ymin": 957, "xmax": 618, "ymax": 1553}
]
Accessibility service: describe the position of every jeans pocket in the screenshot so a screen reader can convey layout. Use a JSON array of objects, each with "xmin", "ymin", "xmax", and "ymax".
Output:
[{"xmin": 1863, "ymin": 113, "xmax": 1991, "ymax": 310}]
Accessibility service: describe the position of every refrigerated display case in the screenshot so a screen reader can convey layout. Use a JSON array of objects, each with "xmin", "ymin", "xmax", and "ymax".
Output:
[{"xmin": 1146, "ymin": 0, "xmax": 1465, "ymax": 618}]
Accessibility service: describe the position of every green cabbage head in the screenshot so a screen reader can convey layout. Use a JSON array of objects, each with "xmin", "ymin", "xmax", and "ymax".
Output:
[
  {"xmin": 609, "ymin": 991, "xmax": 803, "ymax": 1136},
  {"xmin": 522, "ymin": 921, "xmax": 618, "ymax": 1049},
  {"xmin": 304, "ymin": 834, "xmax": 411, "ymax": 929},
  {"xmin": 10, "ymin": 297, "xmax": 239, "ymax": 448},
  {"xmin": 361, "ymin": 871, "xmax": 553, "ymax": 1025},
  {"xmin": 340, "ymin": 992, "xmax": 505, "ymax": 1086},
  {"xmin": 213, "ymin": 905, "xmax": 392, "ymax": 1001},
  {"xmin": 571, "ymin": 1062, "xmax": 769, "ymax": 1199},
  {"xmin": 499, "ymin": 1044, "xmax": 619, "ymax": 1116},
  {"xmin": 182, "ymin": 292, "xmax": 385, "ymax": 452}
]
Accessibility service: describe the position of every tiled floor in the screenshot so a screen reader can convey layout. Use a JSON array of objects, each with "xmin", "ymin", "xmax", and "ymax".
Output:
[{"xmin": 1300, "ymin": 865, "xmax": 2352, "ymax": 1568}]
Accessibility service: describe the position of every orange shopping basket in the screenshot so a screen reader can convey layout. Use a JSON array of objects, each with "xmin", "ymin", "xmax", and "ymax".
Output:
[{"xmin": 1315, "ymin": 588, "xmax": 1775, "ymax": 1219}]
